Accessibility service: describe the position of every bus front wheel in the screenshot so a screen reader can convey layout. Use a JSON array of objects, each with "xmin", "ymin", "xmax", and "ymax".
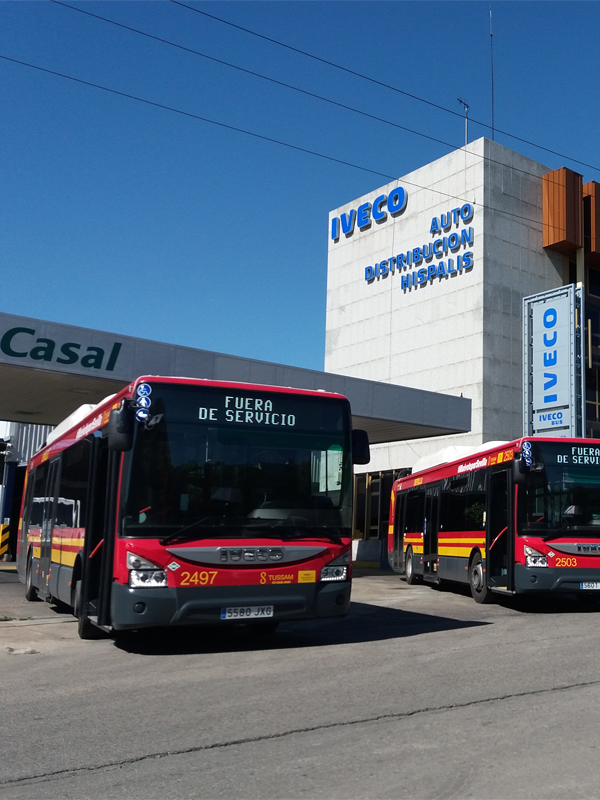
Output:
[
  {"xmin": 404, "ymin": 547, "xmax": 421, "ymax": 585},
  {"xmin": 74, "ymin": 581, "xmax": 103, "ymax": 640},
  {"xmin": 469, "ymin": 552, "xmax": 492, "ymax": 604},
  {"xmin": 25, "ymin": 554, "xmax": 38, "ymax": 602}
]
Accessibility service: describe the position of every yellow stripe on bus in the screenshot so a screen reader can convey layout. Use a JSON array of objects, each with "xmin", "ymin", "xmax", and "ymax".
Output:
[
  {"xmin": 439, "ymin": 546, "xmax": 487, "ymax": 558},
  {"xmin": 438, "ymin": 537, "xmax": 485, "ymax": 544},
  {"xmin": 61, "ymin": 551, "xmax": 77, "ymax": 567}
]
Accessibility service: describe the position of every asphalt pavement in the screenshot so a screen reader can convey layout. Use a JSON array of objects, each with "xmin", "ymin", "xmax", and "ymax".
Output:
[{"xmin": 2, "ymin": 567, "xmax": 600, "ymax": 799}]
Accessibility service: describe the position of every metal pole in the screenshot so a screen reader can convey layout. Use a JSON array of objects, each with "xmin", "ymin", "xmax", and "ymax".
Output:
[
  {"xmin": 458, "ymin": 98, "xmax": 469, "ymax": 147},
  {"xmin": 490, "ymin": 5, "xmax": 495, "ymax": 141}
]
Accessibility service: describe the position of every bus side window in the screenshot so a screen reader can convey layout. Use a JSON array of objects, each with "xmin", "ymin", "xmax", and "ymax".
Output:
[
  {"xmin": 405, "ymin": 490, "xmax": 425, "ymax": 533},
  {"xmin": 56, "ymin": 439, "xmax": 91, "ymax": 531},
  {"xmin": 441, "ymin": 474, "xmax": 486, "ymax": 532},
  {"xmin": 21, "ymin": 470, "xmax": 37, "ymax": 538},
  {"xmin": 29, "ymin": 463, "xmax": 49, "ymax": 530}
]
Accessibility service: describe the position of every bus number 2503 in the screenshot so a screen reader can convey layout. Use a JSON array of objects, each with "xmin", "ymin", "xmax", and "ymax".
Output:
[
  {"xmin": 180, "ymin": 570, "xmax": 218, "ymax": 586},
  {"xmin": 555, "ymin": 557, "xmax": 578, "ymax": 567}
]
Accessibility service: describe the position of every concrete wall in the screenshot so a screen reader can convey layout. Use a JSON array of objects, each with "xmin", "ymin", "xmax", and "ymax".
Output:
[{"xmin": 325, "ymin": 138, "xmax": 565, "ymax": 473}]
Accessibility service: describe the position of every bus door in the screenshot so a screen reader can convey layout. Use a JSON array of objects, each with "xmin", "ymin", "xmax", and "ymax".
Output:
[
  {"xmin": 79, "ymin": 436, "xmax": 116, "ymax": 628},
  {"xmin": 392, "ymin": 492, "xmax": 405, "ymax": 571},
  {"xmin": 487, "ymin": 469, "xmax": 513, "ymax": 590},
  {"xmin": 423, "ymin": 487, "xmax": 440, "ymax": 578},
  {"xmin": 38, "ymin": 458, "xmax": 60, "ymax": 600}
]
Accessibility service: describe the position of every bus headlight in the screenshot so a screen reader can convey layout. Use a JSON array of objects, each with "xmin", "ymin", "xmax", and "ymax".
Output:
[
  {"xmin": 127, "ymin": 552, "xmax": 168, "ymax": 587},
  {"xmin": 524, "ymin": 546, "xmax": 548, "ymax": 568},
  {"xmin": 320, "ymin": 565, "xmax": 348, "ymax": 581},
  {"xmin": 320, "ymin": 551, "xmax": 350, "ymax": 581}
]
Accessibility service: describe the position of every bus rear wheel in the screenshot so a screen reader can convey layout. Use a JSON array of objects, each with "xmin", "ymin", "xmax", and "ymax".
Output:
[
  {"xmin": 469, "ymin": 552, "xmax": 492, "ymax": 604},
  {"xmin": 404, "ymin": 547, "xmax": 421, "ymax": 585}
]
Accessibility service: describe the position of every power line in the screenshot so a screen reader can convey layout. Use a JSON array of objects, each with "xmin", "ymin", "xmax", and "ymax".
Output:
[
  {"xmin": 170, "ymin": 0, "xmax": 600, "ymax": 176},
  {"xmin": 0, "ymin": 53, "xmax": 394, "ymax": 182},
  {"xmin": 0, "ymin": 52, "xmax": 564, "ymax": 234},
  {"xmin": 49, "ymin": 0, "xmax": 457, "ymax": 154},
  {"xmin": 48, "ymin": 0, "xmax": 596, "ymax": 188}
]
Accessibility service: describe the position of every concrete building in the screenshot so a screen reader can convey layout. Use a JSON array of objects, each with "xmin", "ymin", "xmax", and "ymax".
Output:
[{"xmin": 326, "ymin": 137, "xmax": 600, "ymax": 553}]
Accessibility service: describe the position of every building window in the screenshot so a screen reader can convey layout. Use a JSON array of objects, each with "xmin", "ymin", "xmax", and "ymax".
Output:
[{"xmin": 589, "ymin": 268, "xmax": 600, "ymax": 298}]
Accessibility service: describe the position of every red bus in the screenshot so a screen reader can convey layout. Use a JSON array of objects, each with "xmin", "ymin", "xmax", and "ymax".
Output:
[
  {"xmin": 388, "ymin": 437, "xmax": 600, "ymax": 604},
  {"xmin": 17, "ymin": 376, "xmax": 369, "ymax": 638}
]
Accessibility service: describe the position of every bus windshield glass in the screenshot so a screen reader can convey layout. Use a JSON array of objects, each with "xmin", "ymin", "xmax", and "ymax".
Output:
[
  {"xmin": 517, "ymin": 442, "xmax": 600, "ymax": 537},
  {"xmin": 120, "ymin": 383, "xmax": 352, "ymax": 539}
]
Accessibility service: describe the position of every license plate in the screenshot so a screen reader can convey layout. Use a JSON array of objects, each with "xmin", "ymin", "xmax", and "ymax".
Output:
[
  {"xmin": 580, "ymin": 582, "xmax": 600, "ymax": 590},
  {"xmin": 221, "ymin": 605, "xmax": 274, "ymax": 620}
]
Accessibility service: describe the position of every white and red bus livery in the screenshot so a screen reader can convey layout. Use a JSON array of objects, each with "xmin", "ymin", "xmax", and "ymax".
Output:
[
  {"xmin": 388, "ymin": 438, "xmax": 600, "ymax": 604},
  {"xmin": 17, "ymin": 376, "xmax": 369, "ymax": 637}
]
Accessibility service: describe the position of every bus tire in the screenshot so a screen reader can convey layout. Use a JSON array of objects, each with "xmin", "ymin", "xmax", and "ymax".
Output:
[
  {"xmin": 469, "ymin": 552, "xmax": 492, "ymax": 604},
  {"xmin": 74, "ymin": 581, "xmax": 103, "ymax": 640},
  {"xmin": 576, "ymin": 592, "xmax": 600, "ymax": 609},
  {"xmin": 25, "ymin": 553, "xmax": 38, "ymax": 602},
  {"xmin": 404, "ymin": 547, "xmax": 421, "ymax": 585},
  {"xmin": 254, "ymin": 621, "xmax": 279, "ymax": 636}
]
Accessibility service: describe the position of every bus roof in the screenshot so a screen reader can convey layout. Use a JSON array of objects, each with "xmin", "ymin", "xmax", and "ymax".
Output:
[
  {"xmin": 32, "ymin": 375, "xmax": 349, "ymax": 467},
  {"xmin": 394, "ymin": 436, "xmax": 600, "ymax": 491}
]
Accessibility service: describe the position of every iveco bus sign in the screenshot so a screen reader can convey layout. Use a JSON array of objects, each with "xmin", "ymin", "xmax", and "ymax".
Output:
[{"xmin": 523, "ymin": 285, "xmax": 585, "ymax": 438}]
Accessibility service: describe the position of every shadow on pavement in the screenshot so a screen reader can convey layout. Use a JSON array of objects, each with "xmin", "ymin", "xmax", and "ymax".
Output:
[
  {"xmin": 113, "ymin": 600, "xmax": 490, "ymax": 656},
  {"xmin": 500, "ymin": 593, "xmax": 600, "ymax": 614},
  {"xmin": 412, "ymin": 579, "xmax": 600, "ymax": 614}
]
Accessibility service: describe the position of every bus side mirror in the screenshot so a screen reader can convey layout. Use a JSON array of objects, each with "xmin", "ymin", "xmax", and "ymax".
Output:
[
  {"xmin": 352, "ymin": 429, "xmax": 370, "ymax": 465},
  {"xmin": 513, "ymin": 456, "xmax": 527, "ymax": 485},
  {"xmin": 107, "ymin": 402, "xmax": 134, "ymax": 452}
]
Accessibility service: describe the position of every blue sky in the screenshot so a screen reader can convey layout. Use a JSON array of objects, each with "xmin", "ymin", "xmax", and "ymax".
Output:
[{"xmin": 2, "ymin": 1, "xmax": 599, "ymax": 371}]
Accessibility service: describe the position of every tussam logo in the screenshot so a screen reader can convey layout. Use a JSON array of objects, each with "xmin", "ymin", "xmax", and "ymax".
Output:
[{"xmin": 0, "ymin": 327, "xmax": 122, "ymax": 372}]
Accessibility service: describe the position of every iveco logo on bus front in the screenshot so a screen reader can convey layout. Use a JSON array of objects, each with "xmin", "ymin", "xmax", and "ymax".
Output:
[{"xmin": 220, "ymin": 548, "xmax": 283, "ymax": 563}]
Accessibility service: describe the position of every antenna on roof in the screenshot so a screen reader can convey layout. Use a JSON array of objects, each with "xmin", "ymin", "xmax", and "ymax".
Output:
[
  {"xmin": 490, "ymin": 4, "xmax": 495, "ymax": 141},
  {"xmin": 457, "ymin": 98, "xmax": 469, "ymax": 147}
]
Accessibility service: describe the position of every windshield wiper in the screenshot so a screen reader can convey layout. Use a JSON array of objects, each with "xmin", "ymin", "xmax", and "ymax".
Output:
[
  {"xmin": 542, "ymin": 524, "xmax": 585, "ymax": 541},
  {"xmin": 271, "ymin": 524, "xmax": 344, "ymax": 544},
  {"xmin": 159, "ymin": 519, "xmax": 346, "ymax": 546},
  {"xmin": 159, "ymin": 518, "xmax": 236, "ymax": 546}
]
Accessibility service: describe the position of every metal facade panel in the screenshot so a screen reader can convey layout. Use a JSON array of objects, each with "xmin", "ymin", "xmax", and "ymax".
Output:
[
  {"xmin": 542, "ymin": 167, "xmax": 583, "ymax": 254},
  {"xmin": 583, "ymin": 181, "xmax": 600, "ymax": 266},
  {"xmin": 8, "ymin": 422, "xmax": 53, "ymax": 464}
]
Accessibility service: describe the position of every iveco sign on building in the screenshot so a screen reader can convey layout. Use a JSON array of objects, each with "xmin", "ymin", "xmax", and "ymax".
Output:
[
  {"xmin": 523, "ymin": 285, "xmax": 585, "ymax": 438},
  {"xmin": 326, "ymin": 136, "xmax": 600, "ymax": 478}
]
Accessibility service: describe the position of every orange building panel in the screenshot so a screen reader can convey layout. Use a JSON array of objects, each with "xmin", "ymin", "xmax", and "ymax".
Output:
[
  {"xmin": 584, "ymin": 181, "xmax": 600, "ymax": 266},
  {"xmin": 543, "ymin": 167, "xmax": 582, "ymax": 255}
]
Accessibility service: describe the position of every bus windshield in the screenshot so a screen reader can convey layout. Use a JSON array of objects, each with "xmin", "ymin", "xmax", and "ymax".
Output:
[
  {"xmin": 518, "ymin": 442, "xmax": 600, "ymax": 537},
  {"xmin": 120, "ymin": 383, "xmax": 352, "ymax": 539}
]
